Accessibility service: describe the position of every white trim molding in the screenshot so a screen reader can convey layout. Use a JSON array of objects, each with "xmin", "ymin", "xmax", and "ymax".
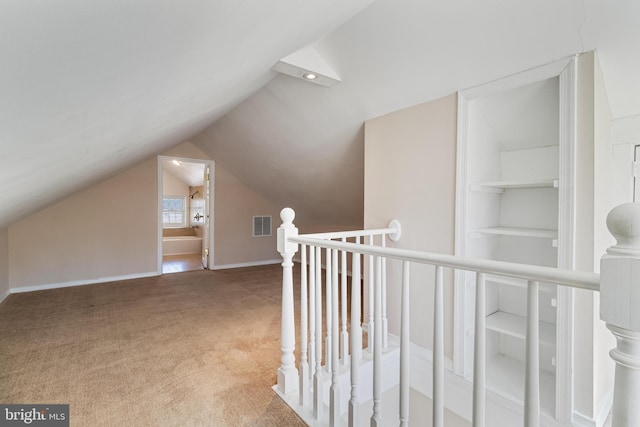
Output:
[
  {"xmin": 10, "ymin": 271, "xmax": 159, "ymax": 294},
  {"xmin": 211, "ymin": 259, "xmax": 282, "ymax": 270},
  {"xmin": 157, "ymin": 155, "xmax": 216, "ymax": 274},
  {"xmin": 460, "ymin": 57, "xmax": 574, "ymax": 100},
  {"xmin": 572, "ymin": 391, "xmax": 613, "ymax": 427},
  {"xmin": 453, "ymin": 90, "xmax": 470, "ymax": 378},
  {"xmin": 556, "ymin": 54, "xmax": 578, "ymax": 423}
]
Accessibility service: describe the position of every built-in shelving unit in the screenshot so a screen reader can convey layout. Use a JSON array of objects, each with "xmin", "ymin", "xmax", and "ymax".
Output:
[
  {"xmin": 485, "ymin": 274, "xmax": 557, "ymax": 294},
  {"xmin": 474, "ymin": 226, "xmax": 558, "ymax": 240},
  {"xmin": 486, "ymin": 355, "xmax": 557, "ymax": 418},
  {"xmin": 486, "ymin": 311, "xmax": 556, "ymax": 347},
  {"xmin": 456, "ymin": 74, "xmax": 564, "ymax": 417},
  {"xmin": 471, "ymin": 179, "xmax": 559, "ymax": 193}
]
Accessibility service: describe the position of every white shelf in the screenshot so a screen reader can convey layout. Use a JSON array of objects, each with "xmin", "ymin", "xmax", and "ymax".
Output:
[
  {"xmin": 486, "ymin": 354, "xmax": 556, "ymax": 418},
  {"xmin": 471, "ymin": 179, "xmax": 558, "ymax": 193},
  {"xmin": 486, "ymin": 274, "xmax": 557, "ymax": 294},
  {"xmin": 486, "ymin": 311, "xmax": 556, "ymax": 347},
  {"xmin": 474, "ymin": 226, "xmax": 558, "ymax": 240}
]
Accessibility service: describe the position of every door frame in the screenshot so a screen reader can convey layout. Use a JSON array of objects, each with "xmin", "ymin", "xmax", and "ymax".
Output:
[{"xmin": 157, "ymin": 155, "xmax": 216, "ymax": 273}]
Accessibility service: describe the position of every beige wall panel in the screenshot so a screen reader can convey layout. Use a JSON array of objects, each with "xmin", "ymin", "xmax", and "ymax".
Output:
[
  {"xmin": 9, "ymin": 158, "xmax": 158, "ymax": 289},
  {"xmin": 364, "ymin": 94, "xmax": 457, "ymax": 354},
  {"xmin": 213, "ymin": 163, "xmax": 281, "ymax": 267}
]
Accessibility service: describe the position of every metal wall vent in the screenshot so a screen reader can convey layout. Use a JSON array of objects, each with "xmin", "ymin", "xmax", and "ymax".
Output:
[{"xmin": 253, "ymin": 216, "xmax": 272, "ymax": 237}]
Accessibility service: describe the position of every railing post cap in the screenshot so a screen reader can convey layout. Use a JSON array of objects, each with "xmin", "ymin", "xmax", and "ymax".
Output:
[
  {"xmin": 606, "ymin": 202, "xmax": 640, "ymax": 256},
  {"xmin": 280, "ymin": 207, "xmax": 295, "ymax": 225}
]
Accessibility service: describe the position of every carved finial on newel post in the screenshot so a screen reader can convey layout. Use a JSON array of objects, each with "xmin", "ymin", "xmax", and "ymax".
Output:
[
  {"xmin": 600, "ymin": 202, "xmax": 640, "ymax": 426},
  {"xmin": 277, "ymin": 208, "xmax": 299, "ymax": 395}
]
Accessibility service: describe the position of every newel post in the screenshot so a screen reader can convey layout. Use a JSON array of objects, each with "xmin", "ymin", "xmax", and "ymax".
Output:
[
  {"xmin": 277, "ymin": 207, "xmax": 299, "ymax": 395},
  {"xmin": 600, "ymin": 202, "xmax": 640, "ymax": 426}
]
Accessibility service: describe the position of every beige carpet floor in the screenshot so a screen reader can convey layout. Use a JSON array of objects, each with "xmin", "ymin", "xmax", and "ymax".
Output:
[{"xmin": 0, "ymin": 265, "xmax": 305, "ymax": 426}]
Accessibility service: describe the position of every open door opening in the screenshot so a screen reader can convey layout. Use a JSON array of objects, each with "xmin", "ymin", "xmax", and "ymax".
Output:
[
  {"xmin": 158, "ymin": 156, "xmax": 214, "ymax": 274},
  {"xmin": 202, "ymin": 164, "xmax": 211, "ymax": 269}
]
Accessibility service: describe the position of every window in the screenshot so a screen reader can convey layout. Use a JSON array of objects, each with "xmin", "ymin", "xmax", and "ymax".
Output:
[
  {"xmin": 163, "ymin": 196, "xmax": 187, "ymax": 227},
  {"xmin": 253, "ymin": 216, "xmax": 272, "ymax": 237}
]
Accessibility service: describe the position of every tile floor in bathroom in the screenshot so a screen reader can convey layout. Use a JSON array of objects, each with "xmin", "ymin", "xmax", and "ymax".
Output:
[{"xmin": 162, "ymin": 254, "xmax": 204, "ymax": 274}]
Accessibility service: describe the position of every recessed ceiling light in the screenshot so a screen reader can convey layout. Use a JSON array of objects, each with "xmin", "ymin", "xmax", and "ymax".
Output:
[
  {"xmin": 172, "ymin": 160, "xmax": 182, "ymax": 166},
  {"xmin": 273, "ymin": 46, "xmax": 341, "ymax": 87}
]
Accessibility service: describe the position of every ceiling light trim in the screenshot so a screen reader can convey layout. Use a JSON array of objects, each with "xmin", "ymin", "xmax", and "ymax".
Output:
[{"xmin": 273, "ymin": 45, "xmax": 341, "ymax": 87}]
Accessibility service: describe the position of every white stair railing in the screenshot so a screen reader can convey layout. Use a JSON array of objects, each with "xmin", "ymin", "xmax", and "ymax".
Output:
[
  {"xmin": 276, "ymin": 208, "xmax": 400, "ymax": 426},
  {"xmin": 276, "ymin": 203, "xmax": 640, "ymax": 427}
]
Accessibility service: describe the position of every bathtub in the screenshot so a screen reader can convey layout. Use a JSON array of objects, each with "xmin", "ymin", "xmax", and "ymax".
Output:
[{"xmin": 162, "ymin": 235, "xmax": 203, "ymax": 256}]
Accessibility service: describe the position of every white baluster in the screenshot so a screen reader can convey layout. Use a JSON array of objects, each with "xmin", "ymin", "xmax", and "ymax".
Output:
[
  {"xmin": 277, "ymin": 208, "xmax": 299, "ymax": 395},
  {"xmin": 473, "ymin": 272, "xmax": 486, "ymax": 427},
  {"xmin": 600, "ymin": 202, "xmax": 640, "ymax": 426},
  {"xmin": 330, "ymin": 248, "xmax": 340, "ymax": 427},
  {"xmin": 399, "ymin": 261, "xmax": 410, "ymax": 427},
  {"xmin": 371, "ymin": 256, "xmax": 383, "ymax": 427},
  {"xmin": 433, "ymin": 265, "xmax": 444, "ymax": 427},
  {"xmin": 314, "ymin": 245, "xmax": 323, "ymax": 419},
  {"xmin": 368, "ymin": 235, "xmax": 375, "ymax": 354},
  {"xmin": 341, "ymin": 238, "xmax": 349, "ymax": 365},
  {"xmin": 381, "ymin": 236, "xmax": 388, "ymax": 349},
  {"xmin": 525, "ymin": 280, "xmax": 540, "ymax": 426},
  {"xmin": 309, "ymin": 246, "xmax": 316, "ymax": 385},
  {"xmin": 299, "ymin": 245, "xmax": 309, "ymax": 406},
  {"xmin": 349, "ymin": 237, "xmax": 362, "ymax": 427},
  {"xmin": 326, "ymin": 247, "xmax": 332, "ymax": 375}
]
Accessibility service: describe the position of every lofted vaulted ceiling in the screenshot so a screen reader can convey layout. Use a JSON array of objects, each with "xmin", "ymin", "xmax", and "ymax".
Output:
[
  {"xmin": 0, "ymin": 0, "xmax": 375, "ymax": 229},
  {"xmin": 2, "ymin": 0, "xmax": 640, "ymax": 229}
]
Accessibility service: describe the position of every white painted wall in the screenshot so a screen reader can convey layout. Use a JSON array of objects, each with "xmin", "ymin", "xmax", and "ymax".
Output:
[
  {"xmin": 611, "ymin": 115, "xmax": 640, "ymax": 205},
  {"xmin": 364, "ymin": 93, "xmax": 457, "ymax": 354},
  {"xmin": 0, "ymin": 228, "xmax": 8, "ymax": 303}
]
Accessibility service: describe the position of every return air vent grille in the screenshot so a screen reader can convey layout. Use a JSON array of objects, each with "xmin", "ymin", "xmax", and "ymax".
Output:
[{"xmin": 253, "ymin": 216, "xmax": 272, "ymax": 237}]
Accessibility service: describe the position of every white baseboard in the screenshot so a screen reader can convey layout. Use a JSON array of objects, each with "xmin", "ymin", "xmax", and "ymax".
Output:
[
  {"xmin": 595, "ymin": 391, "xmax": 613, "ymax": 427},
  {"xmin": 572, "ymin": 391, "xmax": 612, "ymax": 427},
  {"xmin": 211, "ymin": 259, "xmax": 281, "ymax": 270},
  {"xmin": 573, "ymin": 412, "xmax": 596, "ymax": 427},
  {"xmin": 163, "ymin": 251, "xmax": 202, "ymax": 256},
  {"xmin": 10, "ymin": 271, "xmax": 159, "ymax": 294}
]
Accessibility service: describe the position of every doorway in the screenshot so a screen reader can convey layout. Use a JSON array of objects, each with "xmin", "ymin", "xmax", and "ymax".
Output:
[{"xmin": 158, "ymin": 156, "xmax": 214, "ymax": 274}]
